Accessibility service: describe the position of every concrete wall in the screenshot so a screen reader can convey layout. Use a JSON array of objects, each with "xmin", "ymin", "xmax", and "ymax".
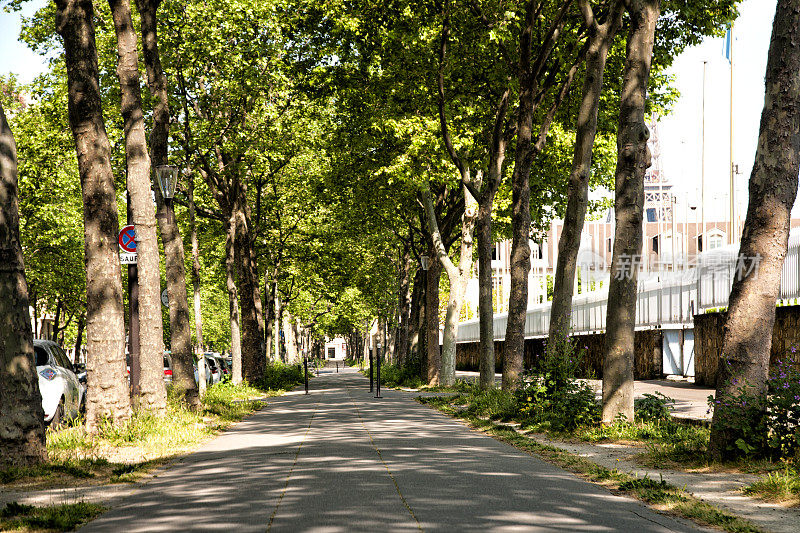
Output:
[
  {"xmin": 694, "ymin": 305, "xmax": 800, "ymax": 387},
  {"xmin": 455, "ymin": 329, "xmax": 662, "ymax": 380}
]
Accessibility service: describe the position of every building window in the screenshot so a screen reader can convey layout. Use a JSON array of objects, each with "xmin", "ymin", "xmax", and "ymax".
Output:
[
  {"xmin": 492, "ymin": 246, "xmax": 497, "ymax": 260},
  {"xmin": 607, "ymin": 238, "xmax": 612, "ymax": 252},
  {"xmin": 708, "ymin": 234, "xmax": 724, "ymax": 250},
  {"xmin": 646, "ymin": 208, "xmax": 657, "ymax": 222},
  {"xmin": 652, "ymin": 236, "xmax": 659, "ymax": 253},
  {"xmin": 697, "ymin": 235, "xmax": 703, "ymax": 252}
]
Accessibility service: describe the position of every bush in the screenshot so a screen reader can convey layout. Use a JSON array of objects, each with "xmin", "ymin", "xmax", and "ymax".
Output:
[
  {"xmin": 377, "ymin": 363, "xmax": 424, "ymax": 389},
  {"xmin": 254, "ymin": 362, "xmax": 305, "ymax": 391},
  {"xmin": 515, "ymin": 333, "xmax": 599, "ymax": 431},
  {"xmin": 635, "ymin": 392, "xmax": 675, "ymax": 423},
  {"xmin": 765, "ymin": 358, "xmax": 800, "ymax": 461}
]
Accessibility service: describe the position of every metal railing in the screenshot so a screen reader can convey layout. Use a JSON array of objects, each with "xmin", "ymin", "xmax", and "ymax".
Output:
[{"xmin": 456, "ymin": 232, "xmax": 800, "ymax": 343}]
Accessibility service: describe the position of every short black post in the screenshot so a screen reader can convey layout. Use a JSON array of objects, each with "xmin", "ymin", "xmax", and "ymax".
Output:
[
  {"xmin": 303, "ymin": 353, "xmax": 309, "ymax": 395},
  {"xmin": 369, "ymin": 348, "xmax": 374, "ymax": 393},
  {"xmin": 375, "ymin": 343, "xmax": 382, "ymax": 398},
  {"xmin": 336, "ymin": 362, "xmax": 339, "ymax": 373}
]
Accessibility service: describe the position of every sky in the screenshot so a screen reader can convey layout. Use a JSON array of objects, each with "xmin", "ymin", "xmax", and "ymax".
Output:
[
  {"xmin": 0, "ymin": 1, "xmax": 47, "ymax": 84},
  {"xmin": 658, "ymin": 0, "xmax": 777, "ymax": 221},
  {"xmin": 0, "ymin": 0, "xmax": 780, "ymax": 222}
]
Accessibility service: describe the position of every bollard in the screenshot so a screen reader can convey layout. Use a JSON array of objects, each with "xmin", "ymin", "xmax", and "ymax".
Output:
[
  {"xmin": 304, "ymin": 355, "xmax": 309, "ymax": 395},
  {"xmin": 375, "ymin": 343, "xmax": 382, "ymax": 399},
  {"xmin": 336, "ymin": 362, "xmax": 339, "ymax": 373},
  {"xmin": 369, "ymin": 348, "xmax": 374, "ymax": 393}
]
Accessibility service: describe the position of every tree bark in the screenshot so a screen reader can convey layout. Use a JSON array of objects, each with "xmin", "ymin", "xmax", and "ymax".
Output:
[
  {"xmin": 395, "ymin": 248, "xmax": 412, "ymax": 368},
  {"xmin": 109, "ymin": 0, "xmax": 166, "ymax": 413},
  {"xmin": 503, "ymin": 2, "xmax": 537, "ymax": 392},
  {"xmin": 0, "ymin": 101, "xmax": 47, "ymax": 467},
  {"xmin": 265, "ymin": 275, "xmax": 275, "ymax": 363},
  {"xmin": 73, "ymin": 312, "xmax": 85, "ymax": 364},
  {"xmin": 188, "ymin": 171, "xmax": 206, "ymax": 396},
  {"xmin": 601, "ymin": 0, "xmax": 659, "ymax": 425},
  {"xmin": 136, "ymin": 0, "xmax": 199, "ymax": 409},
  {"xmin": 425, "ymin": 256, "xmax": 442, "ymax": 385},
  {"xmin": 56, "ymin": 0, "xmax": 132, "ymax": 432},
  {"xmin": 709, "ymin": 0, "xmax": 800, "ymax": 460},
  {"xmin": 408, "ymin": 268, "xmax": 423, "ymax": 371},
  {"xmin": 232, "ymin": 187, "xmax": 266, "ymax": 381},
  {"xmin": 548, "ymin": 0, "xmax": 624, "ymax": 348},
  {"xmin": 284, "ymin": 312, "xmax": 299, "ymax": 363},
  {"xmin": 225, "ymin": 212, "xmax": 243, "ymax": 384},
  {"xmin": 475, "ymin": 187, "xmax": 497, "ymax": 388}
]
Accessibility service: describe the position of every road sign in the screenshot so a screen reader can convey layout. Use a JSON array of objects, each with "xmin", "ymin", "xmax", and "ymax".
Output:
[
  {"xmin": 120, "ymin": 252, "xmax": 138, "ymax": 264},
  {"xmin": 161, "ymin": 288, "xmax": 169, "ymax": 307},
  {"xmin": 118, "ymin": 225, "xmax": 137, "ymax": 253}
]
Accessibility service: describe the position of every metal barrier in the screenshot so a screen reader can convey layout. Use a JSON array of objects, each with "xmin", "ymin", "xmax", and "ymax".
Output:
[{"xmin": 456, "ymin": 231, "xmax": 800, "ymax": 343}]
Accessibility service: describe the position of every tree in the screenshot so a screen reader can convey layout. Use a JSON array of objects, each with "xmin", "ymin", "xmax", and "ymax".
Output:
[
  {"xmin": 0, "ymin": 100, "xmax": 47, "ymax": 467},
  {"xmin": 136, "ymin": 0, "xmax": 199, "ymax": 408},
  {"xmin": 547, "ymin": 0, "xmax": 624, "ymax": 349},
  {"xmin": 709, "ymin": 0, "xmax": 800, "ymax": 460},
  {"xmin": 55, "ymin": 0, "xmax": 132, "ymax": 432},
  {"xmin": 601, "ymin": 0, "xmax": 659, "ymax": 424},
  {"xmin": 108, "ymin": 0, "xmax": 166, "ymax": 412}
]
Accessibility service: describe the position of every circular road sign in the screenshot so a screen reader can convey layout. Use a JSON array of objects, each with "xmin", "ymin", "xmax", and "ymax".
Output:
[{"xmin": 118, "ymin": 225, "xmax": 137, "ymax": 253}]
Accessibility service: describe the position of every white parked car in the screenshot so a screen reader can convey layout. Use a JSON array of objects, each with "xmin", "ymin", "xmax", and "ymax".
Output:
[{"xmin": 34, "ymin": 339, "xmax": 84, "ymax": 426}]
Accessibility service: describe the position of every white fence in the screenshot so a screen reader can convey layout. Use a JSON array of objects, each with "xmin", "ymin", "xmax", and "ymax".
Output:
[{"xmin": 456, "ymin": 232, "xmax": 800, "ymax": 343}]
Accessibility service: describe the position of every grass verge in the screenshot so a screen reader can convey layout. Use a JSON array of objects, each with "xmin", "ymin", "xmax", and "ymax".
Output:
[
  {"xmin": 2, "ymin": 367, "xmax": 305, "ymax": 490},
  {"xmin": 743, "ymin": 467, "xmax": 800, "ymax": 506},
  {"xmin": 419, "ymin": 397, "xmax": 764, "ymax": 533},
  {"xmin": 0, "ymin": 501, "xmax": 106, "ymax": 532}
]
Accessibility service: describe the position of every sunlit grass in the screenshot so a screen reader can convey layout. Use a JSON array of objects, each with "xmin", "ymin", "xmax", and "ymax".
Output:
[
  {"xmin": 744, "ymin": 467, "xmax": 800, "ymax": 505},
  {"xmin": 0, "ymin": 501, "xmax": 106, "ymax": 532}
]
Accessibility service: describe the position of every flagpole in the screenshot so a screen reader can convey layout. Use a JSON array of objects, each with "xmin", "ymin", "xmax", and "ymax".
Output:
[
  {"xmin": 701, "ymin": 61, "xmax": 707, "ymax": 253},
  {"xmin": 729, "ymin": 23, "xmax": 736, "ymax": 245}
]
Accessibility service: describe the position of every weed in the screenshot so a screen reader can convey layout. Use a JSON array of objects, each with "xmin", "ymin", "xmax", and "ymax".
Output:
[
  {"xmin": 0, "ymin": 501, "xmax": 106, "ymax": 532},
  {"xmin": 743, "ymin": 467, "xmax": 800, "ymax": 504}
]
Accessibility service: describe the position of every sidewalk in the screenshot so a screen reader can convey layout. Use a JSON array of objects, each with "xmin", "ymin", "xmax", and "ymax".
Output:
[
  {"xmin": 23, "ymin": 368, "xmax": 708, "ymax": 531},
  {"xmin": 456, "ymin": 371, "xmax": 715, "ymax": 420}
]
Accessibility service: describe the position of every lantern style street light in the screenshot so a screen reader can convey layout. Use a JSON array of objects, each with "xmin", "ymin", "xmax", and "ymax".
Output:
[{"xmin": 154, "ymin": 165, "xmax": 178, "ymax": 204}]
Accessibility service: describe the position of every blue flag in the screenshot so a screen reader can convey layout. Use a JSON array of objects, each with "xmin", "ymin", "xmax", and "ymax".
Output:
[{"xmin": 723, "ymin": 27, "xmax": 732, "ymax": 63}]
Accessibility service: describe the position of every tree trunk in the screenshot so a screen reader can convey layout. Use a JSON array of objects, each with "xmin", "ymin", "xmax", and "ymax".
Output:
[
  {"xmin": 425, "ymin": 257, "xmax": 442, "ymax": 385},
  {"xmin": 56, "ymin": 0, "xmax": 131, "ymax": 432},
  {"xmin": 109, "ymin": 0, "xmax": 166, "ymax": 413},
  {"xmin": 602, "ymin": 0, "xmax": 659, "ymax": 425},
  {"xmin": 548, "ymin": 1, "xmax": 624, "ymax": 349},
  {"xmin": 395, "ymin": 249, "xmax": 412, "ymax": 368},
  {"xmin": 503, "ymin": 3, "xmax": 537, "ymax": 392},
  {"xmin": 265, "ymin": 275, "xmax": 275, "ymax": 363},
  {"xmin": 73, "ymin": 312, "xmax": 85, "ymax": 364},
  {"xmin": 232, "ymin": 189, "xmax": 266, "ymax": 381},
  {"xmin": 0, "ymin": 101, "xmax": 47, "ymax": 467},
  {"xmin": 709, "ymin": 0, "xmax": 800, "ymax": 460},
  {"xmin": 284, "ymin": 312, "xmax": 299, "ymax": 363},
  {"xmin": 408, "ymin": 268, "xmax": 423, "ymax": 370},
  {"xmin": 225, "ymin": 213, "xmax": 243, "ymax": 384},
  {"xmin": 476, "ymin": 188, "xmax": 497, "ymax": 389},
  {"xmin": 136, "ymin": 0, "xmax": 198, "ymax": 409}
]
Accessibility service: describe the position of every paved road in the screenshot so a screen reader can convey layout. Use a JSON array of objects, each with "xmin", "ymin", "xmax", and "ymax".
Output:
[{"xmin": 80, "ymin": 368, "xmax": 706, "ymax": 532}]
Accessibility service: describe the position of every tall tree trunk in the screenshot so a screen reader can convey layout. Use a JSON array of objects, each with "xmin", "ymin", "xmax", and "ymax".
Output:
[
  {"xmin": 55, "ymin": 0, "xmax": 131, "ymax": 432},
  {"xmin": 109, "ymin": 0, "xmax": 166, "ymax": 413},
  {"xmin": 395, "ymin": 249, "xmax": 412, "ymax": 368},
  {"xmin": 0, "ymin": 102, "xmax": 47, "ymax": 467},
  {"xmin": 284, "ymin": 312, "xmax": 299, "ymax": 363},
  {"xmin": 425, "ymin": 256, "xmax": 442, "ymax": 385},
  {"xmin": 232, "ymin": 189, "xmax": 266, "ymax": 381},
  {"xmin": 265, "ymin": 275, "xmax": 275, "ymax": 363},
  {"xmin": 188, "ymin": 172, "xmax": 205, "ymax": 396},
  {"xmin": 548, "ymin": 1, "xmax": 624, "ymax": 349},
  {"xmin": 602, "ymin": 0, "xmax": 659, "ymax": 424},
  {"xmin": 475, "ymin": 188, "xmax": 497, "ymax": 389},
  {"xmin": 73, "ymin": 312, "xmax": 85, "ymax": 364},
  {"xmin": 408, "ymin": 268, "xmax": 423, "ymax": 370},
  {"xmin": 422, "ymin": 183, "xmax": 477, "ymax": 386},
  {"xmin": 709, "ymin": 0, "xmax": 800, "ymax": 460},
  {"xmin": 225, "ymin": 213, "xmax": 243, "ymax": 384},
  {"xmin": 52, "ymin": 299, "xmax": 62, "ymax": 342},
  {"xmin": 136, "ymin": 0, "xmax": 198, "ymax": 409},
  {"xmin": 503, "ymin": 2, "xmax": 537, "ymax": 392}
]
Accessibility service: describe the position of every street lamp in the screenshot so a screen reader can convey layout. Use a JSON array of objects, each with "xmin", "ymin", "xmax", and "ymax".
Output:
[
  {"xmin": 154, "ymin": 165, "xmax": 178, "ymax": 205},
  {"xmin": 420, "ymin": 255, "xmax": 430, "ymax": 271}
]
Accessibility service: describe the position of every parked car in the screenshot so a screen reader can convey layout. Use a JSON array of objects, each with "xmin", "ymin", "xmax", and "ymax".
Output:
[
  {"xmin": 34, "ymin": 339, "xmax": 84, "ymax": 426},
  {"xmin": 193, "ymin": 357, "xmax": 213, "ymax": 387},
  {"xmin": 204, "ymin": 355, "xmax": 221, "ymax": 385},
  {"xmin": 126, "ymin": 353, "xmax": 175, "ymax": 384},
  {"xmin": 212, "ymin": 355, "xmax": 231, "ymax": 381}
]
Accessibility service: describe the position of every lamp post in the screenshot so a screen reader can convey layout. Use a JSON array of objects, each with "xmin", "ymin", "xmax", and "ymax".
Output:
[
  {"xmin": 369, "ymin": 342, "xmax": 374, "ymax": 393},
  {"xmin": 420, "ymin": 255, "xmax": 429, "ymax": 379},
  {"xmin": 303, "ymin": 349, "xmax": 309, "ymax": 395},
  {"xmin": 375, "ymin": 341, "xmax": 382, "ymax": 398},
  {"xmin": 154, "ymin": 165, "xmax": 178, "ymax": 207}
]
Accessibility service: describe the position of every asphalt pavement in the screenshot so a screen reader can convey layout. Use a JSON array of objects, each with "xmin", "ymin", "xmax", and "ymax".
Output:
[{"xmin": 79, "ymin": 368, "xmax": 708, "ymax": 532}]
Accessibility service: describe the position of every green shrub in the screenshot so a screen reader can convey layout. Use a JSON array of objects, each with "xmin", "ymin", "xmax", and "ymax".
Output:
[
  {"xmin": 377, "ymin": 363, "xmax": 424, "ymax": 389},
  {"xmin": 635, "ymin": 392, "xmax": 675, "ymax": 423},
  {"xmin": 255, "ymin": 362, "xmax": 305, "ymax": 391}
]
